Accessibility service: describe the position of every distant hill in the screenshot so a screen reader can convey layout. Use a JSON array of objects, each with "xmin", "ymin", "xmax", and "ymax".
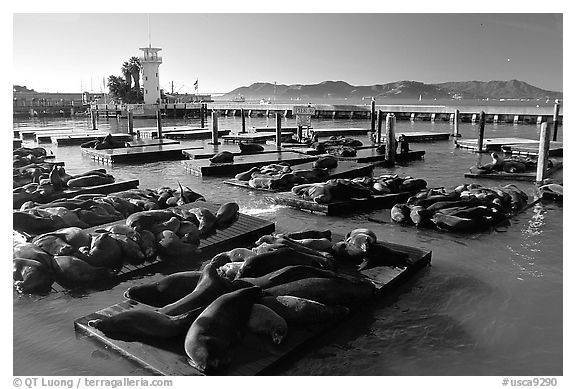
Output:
[{"xmin": 223, "ymin": 80, "xmax": 562, "ymax": 101}]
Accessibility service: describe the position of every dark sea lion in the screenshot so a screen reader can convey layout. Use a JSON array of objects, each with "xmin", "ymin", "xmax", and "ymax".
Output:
[
  {"xmin": 126, "ymin": 210, "xmax": 176, "ymax": 231},
  {"xmin": 125, "ymin": 271, "xmax": 202, "ymax": 307},
  {"xmin": 189, "ymin": 207, "xmax": 218, "ymax": 238},
  {"xmin": 159, "ymin": 255, "xmax": 234, "ymax": 316},
  {"xmin": 286, "ymin": 230, "xmax": 332, "ymax": 240},
  {"xmin": 80, "ymin": 232, "xmax": 124, "ymax": 269},
  {"xmin": 138, "ymin": 229, "xmax": 157, "ymax": 261},
  {"xmin": 313, "ymin": 155, "xmax": 338, "ymax": 169},
  {"xmin": 215, "ymin": 202, "xmax": 239, "ymax": 227},
  {"xmin": 235, "ymin": 167, "xmax": 260, "ymax": 181},
  {"xmin": 76, "ymin": 209, "xmax": 122, "ymax": 226},
  {"xmin": 13, "ymin": 243, "xmax": 55, "ymax": 269},
  {"xmin": 46, "ymin": 227, "xmax": 91, "ymax": 248},
  {"xmin": 409, "ymin": 205, "xmax": 434, "ymax": 228},
  {"xmin": 238, "ymin": 142, "xmax": 265, "ymax": 154},
  {"xmin": 398, "ymin": 178, "xmax": 427, "ymax": 192},
  {"xmin": 239, "ymin": 265, "xmax": 336, "ymax": 289},
  {"xmin": 431, "ymin": 213, "xmax": 485, "ymax": 232},
  {"xmin": 67, "ymin": 174, "xmax": 114, "ymax": 188},
  {"xmin": 13, "ymin": 258, "xmax": 55, "ymax": 294},
  {"xmin": 13, "ymin": 211, "xmax": 67, "ymax": 235},
  {"xmin": 48, "ymin": 165, "xmax": 66, "ymax": 191},
  {"xmin": 88, "ymin": 307, "xmax": 204, "ymax": 340},
  {"xmin": 184, "ymin": 286, "xmax": 263, "ymax": 373},
  {"xmin": 102, "ymin": 224, "xmax": 140, "ymax": 242},
  {"xmin": 237, "ymin": 248, "xmax": 331, "ymax": 278},
  {"xmin": 247, "ymin": 304, "xmax": 288, "ymax": 344},
  {"xmin": 356, "ymin": 242, "xmax": 410, "ymax": 271},
  {"xmin": 264, "ymin": 277, "xmax": 376, "ymax": 307},
  {"xmin": 52, "ymin": 255, "xmax": 113, "ymax": 287},
  {"xmin": 209, "ymin": 151, "xmax": 234, "ymax": 164},
  {"xmin": 260, "ymin": 295, "xmax": 350, "ymax": 325},
  {"xmin": 150, "ymin": 216, "xmax": 181, "ymax": 235},
  {"xmin": 106, "ymin": 233, "xmax": 146, "ymax": 265},
  {"xmin": 156, "ymin": 230, "xmax": 201, "ymax": 261}
]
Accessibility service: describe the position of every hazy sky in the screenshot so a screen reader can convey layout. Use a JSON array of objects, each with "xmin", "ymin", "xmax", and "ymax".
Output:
[{"xmin": 12, "ymin": 13, "xmax": 563, "ymax": 94}]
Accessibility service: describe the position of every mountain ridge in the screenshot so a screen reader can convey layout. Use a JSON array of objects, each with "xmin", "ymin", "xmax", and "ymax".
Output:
[{"xmin": 223, "ymin": 80, "xmax": 562, "ymax": 100}]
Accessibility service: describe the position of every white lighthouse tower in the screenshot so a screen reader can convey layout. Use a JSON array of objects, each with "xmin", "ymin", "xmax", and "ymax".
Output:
[{"xmin": 139, "ymin": 45, "xmax": 162, "ymax": 105}]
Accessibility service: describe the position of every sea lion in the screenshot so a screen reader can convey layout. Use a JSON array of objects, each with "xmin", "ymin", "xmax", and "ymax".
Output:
[
  {"xmin": 47, "ymin": 227, "xmax": 92, "ymax": 248},
  {"xmin": 215, "ymin": 202, "xmax": 239, "ymax": 228},
  {"xmin": 292, "ymin": 238, "xmax": 333, "ymax": 252},
  {"xmin": 313, "ymin": 155, "xmax": 338, "ymax": 169},
  {"xmin": 343, "ymin": 228, "xmax": 378, "ymax": 258},
  {"xmin": 126, "ymin": 210, "xmax": 176, "ymax": 232},
  {"xmin": 260, "ymin": 295, "xmax": 350, "ymax": 325},
  {"xmin": 209, "ymin": 151, "xmax": 234, "ymax": 164},
  {"xmin": 291, "ymin": 168, "xmax": 329, "ymax": 182},
  {"xmin": 13, "ymin": 211, "xmax": 67, "ymax": 235},
  {"xmin": 41, "ymin": 206, "xmax": 89, "ymax": 228},
  {"xmin": 227, "ymin": 248, "xmax": 256, "ymax": 262},
  {"xmin": 409, "ymin": 205, "xmax": 433, "ymax": 228},
  {"xmin": 237, "ymin": 248, "xmax": 332, "ymax": 278},
  {"xmin": 235, "ymin": 167, "xmax": 260, "ymax": 181},
  {"xmin": 13, "ymin": 243, "xmax": 56, "ymax": 269},
  {"xmin": 247, "ymin": 304, "xmax": 288, "ymax": 344},
  {"xmin": 217, "ymin": 262, "xmax": 244, "ymax": 280},
  {"xmin": 106, "ymin": 233, "xmax": 146, "ymax": 265},
  {"xmin": 156, "ymin": 230, "xmax": 200, "ymax": 261},
  {"xmin": 150, "ymin": 216, "xmax": 181, "ymax": 235},
  {"xmin": 255, "ymin": 235, "xmax": 334, "ymax": 261},
  {"xmin": 102, "ymin": 224, "xmax": 140, "ymax": 242},
  {"xmin": 398, "ymin": 178, "xmax": 427, "ymax": 192},
  {"xmin": 88, "ymin": 307, "xmax": 204, "ymax": 340},
  {"xmin": 264, "ymin": 277, "xmax": 376, "ymax": 307},
  {"xmin": 13, "ymin": 258, "xmax": 55, "ymax": 294},
  {"xmin": 52, "ymin": 255, "xmax": 113, "ymax": 287},
  {"xmin": 31, "ymin": 234, "xmax": 76, "ymax": 256},
  {"xmin": 239, "ymin": 265, "xmax": 337, "ymax": 289},
  {"xmin": 286, "ymin": 230, "xmax": 332, "ymax": 240},
  {"xmin": 238, "ymin": 142, "xmax": 264, "ymax": 154},
  {"xmin": 125, "ymin": 271, "xmax": 202, "ymax": 307},
  {"xmin": 79, "ymin": 232, "xmax": 124, "ymax": 269},
  {"xmin": 67, "ymin": 174, "xmax": 114, "ymax": 188},
  {"xmin": 138, "ymin": 229, "xmax": 158, "ymax": 261},
  {"xmin": 48, "ymin": 165, "xmax": 66, "ymax": 191},
  {"xmin": 539, "ymin": 183, "xmax": 563, "ymax": 200},
  {"xmin": 189, "ymin": 207, "xmax": 218, "ymax": 238},
  {"xmin": 159, "ymin": 255, "xmax": 234, "ymax": 316},
  {"xmin": 356, "ymin": 242, "xmax": 411, "ymax": 270},
  {"xmin": 184, "ymin": 286, "xmax": 263, "ymax": 373}
]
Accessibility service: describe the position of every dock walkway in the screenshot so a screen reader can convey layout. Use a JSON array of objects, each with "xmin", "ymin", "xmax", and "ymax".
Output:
[{"xmin": 82, "ymin": 144, "xmax": 203, "ymax": 164}]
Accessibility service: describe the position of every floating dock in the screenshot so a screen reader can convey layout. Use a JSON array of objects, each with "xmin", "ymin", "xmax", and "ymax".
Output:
[
  {"xmin": 338, "ymin": 148, "xmax": 426, "ymax": 164},
  {"xmin": 36, "ymin": 131, "xmax": 109, "ymax": 143},
  {"xmin": 52, "ymin": 134, "xmax": 132, "ymax": 146},
  {"xmin": 182, "ymin": 145, "xmax": 283, "ymax": 160},
  {"xmin": 222, "ymin": 132, "xmax": 296, "ymax": 144},
  {"xmin": 182, "ymin": 151, "xmax": 317, "ymax": 176},
  {"xmin": 223, "ymin": 161, "xmax": 376, "ymax": 192},
  {"xmin": 396, "ymin": 131, "xmax": 451, "ymax": 142},
  {"xmin": 54, "ymin": 202, "xmax": 275, "ymax": 292},
  {"xmin": 272, "ymin": 191, "xmax": 416, "ymax": 215},
  {"xmin": 82, "ymin": 144, "xmax": 204, "ymax": 164},
  {"xmin": 137, "ymin": 128, "xmax": 230, "ymax": 140},
  {"xmin": 125, "ymin": 138, "xmax": 180, "ymax": 147},
  {"xmin": 73, "ymin": 238, "xmax": 431, "ymax": 376},
  {"xmin": 464, "ymin": 161, "xmax": 563, "ymax": 182},
  {"xmin": 501, "ymin": 142, "xmax": 563, "ymax": 157},
  {"xmin": 310, "ymin": 128, "xmax": 369, "ymax": 137},
  {"xmin": 454, "ymin": 137, "xmax": 553, "ymax": 153},
  {"xmin": 253, "ymin": 126, "xmax": 298, "ymax": 133}
]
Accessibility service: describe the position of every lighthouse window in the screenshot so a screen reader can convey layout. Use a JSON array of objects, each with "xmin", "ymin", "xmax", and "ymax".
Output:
[
  {"xmin": 156, "ymin": 73, "xmax": 158, "ymax": 77},
  {"xmin": 145, "ymin": 90, "xmax": 148, "ymax": 94},
  {"xmin": 145, "ymin": 76, "xmax": 148, "ymax": 81}
]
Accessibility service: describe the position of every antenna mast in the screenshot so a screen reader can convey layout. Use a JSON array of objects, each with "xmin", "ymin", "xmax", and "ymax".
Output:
[{"xmin": 147, "ymin": 14, "xmax": 151, "ymax": 48}]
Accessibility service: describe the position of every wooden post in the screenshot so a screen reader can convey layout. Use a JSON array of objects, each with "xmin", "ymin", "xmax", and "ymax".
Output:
[
  {"xmin": 476, "ymin": 111, "xmax": 485, "ymax": 152},
  {"xmin": 200, "ymin": 104, "xmax": 205, "ymax": 128},
  {"xmin": 370, "ymin": 98, "xmax": 376, "ymax": 133},
  {"xmin": 156, "ymin": 107, "xmax": 163, "ymax": 139},
  {"xmin": 453, "ymin": 109, "xmax": 460, "ymax": 138},
  {"xmin": 384, "ymin": 114, "xmax": 396, "ymax": 165},
  {"xmin": 376, "ymin": 110, "xmax": 383, "ymax": 144},
  {"xmin": 90, "ymin": 109, "xmax": 97, "ymax": 130},
  {"xmin": 275, "ymin": 113, "xmax": 282, "ymax": 149},
  {"xmin": 210, "ymin": 111, "xmax": 220, "ymax": 145},
  {"xmin": 536, "ymin": 122, "xmax": 551, "ymax": 184},
  {"xmin": 552, "ymin": 103, "xmax": 560, "ymax": 142},
  {"xmin": 241, "ymin": 108, "xmax": 246, "ymax": 133},
  {"xmin": 297, "ymin": 125, "xmax": 303, "ymax": 142},
  {"xmin": 128, "ymin": 110, "xmax": 134, "ymax": 135}
]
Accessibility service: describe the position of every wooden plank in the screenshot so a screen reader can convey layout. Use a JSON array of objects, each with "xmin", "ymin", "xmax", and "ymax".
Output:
[
  {"xmin": 337, "ymin": 148, "xmax": 425, "ymax": 163},
  {"xmin": 502, "ymin": 141, "xmax": 563, "ymax": 157},
  {"xmin": 183, "ymin": 146, "xmax": 283, "ymax": 160},
  {"xmin": 73, "ymin": 239, "xmax": 431, "ymax": 376},
  {"xmin": 222, "ymin": 132, "xmax": 295, "ymax": 144},
  {"xmin": 310, "ymin": 128, "xmax": 369, "ymax": 137},
  {"xmin": 396, "ymin": 131, "xmax": 451, "ymax": 142},
  {"xmin": 182, "ymin": 152, "xmax": 317, "ymax": 176},
  {"xmin": 272, "ymin": 191, "xmax": 416, "ymax": 215},
  {"xmin": 455, "ymin": 137, "xmax": 542, "ymax": 153},
  {"xmin": 82, "ymin": 145, "xmax": 204, "ymax": 164},
  {"xmin": 37, "ymin": 131, "xmax": 110, "ymax": 143},
  {"xmin": 137, "ymin": 129, "xmax": 229, "ymax": 139},
  {"xmin": 126, "ymin": 139, "xmax": 180, "ymax": 147},
  {"xmin": 52, "ymin": 202, "xmax": 275, "ymax": 291},
  {"xmin": 464, "ymin": 162, "xmax": 563, "ymax": 182},
  {"xmin": 253, "ymin": 126, "xmax": 298, "ymax": 133}
]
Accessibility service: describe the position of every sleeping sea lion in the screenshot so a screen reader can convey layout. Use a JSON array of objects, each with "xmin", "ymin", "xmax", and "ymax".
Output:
[
  {"xmin": 67, "ymin": 174, "xmax": 114, "ymax": 188},
  {"xmin": 13, "ymin": 258, "xmax": 55, "ymax": 294},
  {"xmin": 239, "ymin": 265, "xmax": 336, "ymax": 289},
  {"xmin": 313, "ymin": 155, "xmax": 338, "ymax": 169},
  {"xmin": 237, "ymin": 248, "xmax": 332, "ymax": 278},
  {"xmin": 88, "ymin": 307, "xmax": 204, "ymax": 340},
  {"xmin": 156, "ymin": 230, "xmax": 200, "ymax": 261},
  {"xmin": 209, "ymin": 151, "xmax": 234, "ymax": 164},
  {"xmin": 31, "ymin": 234, "xmax": 76, "ymax": 256},
  {"xmin": 235, "ymin": 167, "xmax": 260, "ymax": 181},
  {"xmin": 286, "ymin": 230, "xmax": 332, "ymax": 240},
  {"xmin": 215, "ymin": 202, "xmax": 239, "ymax": 227},
  {"xmin": 184, "ymin": 286, "xmax": 263, "ymax": 373},
  {"xmin": 125, "ymin": 210, "xmax": 176, "ymax": 232},
  {"xmin": 79, "ymin": 232, "xmax": 124, "ymax": 269},
  {"xmin": 52, "ymin": 255, "xmax": 113, "ymax": 287},
  {"xmin": 125, "ymin": 271, "xmax": 202, "ymax": 307},
  {"xmin": 189, "ymin": 207, "xmax": 218, "ymax": 238},
  {"xmin": 238, "ymin": 142, "xmax": 264, "ymax": 154},
  {"xmin": 260, "ymin": 295, "xmax": 350, "ymax": 325}
]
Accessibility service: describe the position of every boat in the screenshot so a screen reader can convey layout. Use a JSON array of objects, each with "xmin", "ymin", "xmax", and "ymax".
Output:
[
  {"xmin": 259, "ymin": 98, "xmax": 272, "ymax": 105},
  {"xmin": 232, "ymin": 95, "xmax": 245, "ymax": 103}
]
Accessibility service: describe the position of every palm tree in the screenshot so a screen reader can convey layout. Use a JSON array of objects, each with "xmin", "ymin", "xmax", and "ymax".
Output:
[
  {"xmin": 121, "ymin": 61, "xmax": 132, "ymax": 89},
  {"xmin": 128, "ymin": 57, "xmax": 141, "ymax": 92}
]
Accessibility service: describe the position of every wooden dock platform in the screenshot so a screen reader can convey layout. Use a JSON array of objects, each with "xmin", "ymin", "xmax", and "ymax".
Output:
[
  {"xmin": 222, "ymin": 161, "xmax": 376, "ymax": 192},
  {"xmin": 73, "ymin": 238, "xmax": 431, "ymax": 376},
  {"xmin": 310, "ymin": 128, "xmax": 369, "ymax": 137},
  {"xmin": 137, "ymin": 128, "xmax": 230, "ymax": 140},
  {"xmin": 501, "ymin": 142, "xmax": 563, "ymax": 157},
  {"xmin": 82, "ymin": 144, "xmax": 204, "ymax": 164},
  {"xmin": 222, "ymin": 132, "xmax": 295, "ymax": 144},
  {"xmin": 338, "ymin": 148, "xmax": 426, "ymax": 164},
  {"xmin": 52, "ymin": 134, "xmax": 132, "ymax": 146},
  {"xmin": 464, "ymin": 161, "xmax": 563, "ymax": 182},
  {"xmin": 253, "ymin": 126, "xmax": 298, "ymax": 133},
  {"xmin": 183, "ymin": 146, "xmax": 285, "ymax": 160},
  {"xmin": 396, "ymin": 131, "xmax": 451, "ymax": 142},
  {"xmin": 54, "ymin": 202, "xmax": 275, "ymax": 292},
  {"xmin": 125, "ymin": 139, "xmax": 180, "ymax": 147},
  {"xmin": 182, "ymin": 151, "xmax": 317, "ymax": 176},
  {"xmin": 272, "ymin": 191, "xmax": 416, "ymax": 215},
  {"xmin": 36, "ymin": 131, "xmax": 109, "ymax": 143},
  {"xmin": 455, "ymin": 137, "xmax": 549, "ymax": 153}
]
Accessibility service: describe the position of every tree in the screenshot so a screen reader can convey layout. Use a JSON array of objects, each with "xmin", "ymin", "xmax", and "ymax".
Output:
[{"xmin": 107, "ymin": 57, "xmax": 143, "ymax": 104}]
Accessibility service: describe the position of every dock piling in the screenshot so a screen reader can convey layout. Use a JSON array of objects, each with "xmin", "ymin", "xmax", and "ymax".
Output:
[
  {"xmin": 453, "ymin": 109, "xmax": 461, "ymax": 139},
  {"xmin": 552, "ymin": 103, "xmax": 560, "ymax": 141},
  {"xmin": 384, "ymin": 114, "xmax": 396, "ymax": 165},
  {"xmin": 210, "ymin": 111, "xmax": 220, "ymax": 145},
  {"xmin": 370, "ymin": 98, "xmax": 376, "ymax": 133},
  {"xmin": 376, "ymin": 110, "xmax": 383, "ymax": 144},
  {"xmin": 128, "ymin": 110, "xmax": 134, "ymax": 135},
  {"xmin": 476, "ymin": 111, "xmax": 485, "ymax": 152},
  {"xmin": 156, "ymin": 107, "xmax": 163, "ymax": 139},
  {"xmin": 536, "ymin": 122, "xmax": 551, "ymax": 184},
  {"xmin": 90, "ymin": 109, "xmax": 97, "ymax": 130},
  {"xmin": 241, "ymin": 108, "xmax": 246, "ymax": 133},
  {"xmin": 200, "ymin": 104, "xmax": 205, "ymax": 128},
  {"xmin": 275, "ymin": 113, "xmax": 282, "ymax": 149}
]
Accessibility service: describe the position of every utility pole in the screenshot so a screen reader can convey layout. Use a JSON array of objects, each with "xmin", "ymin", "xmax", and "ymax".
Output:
[{"xmin": 170, "ymin": 81, "xmax": 174, "ymax": 94}]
